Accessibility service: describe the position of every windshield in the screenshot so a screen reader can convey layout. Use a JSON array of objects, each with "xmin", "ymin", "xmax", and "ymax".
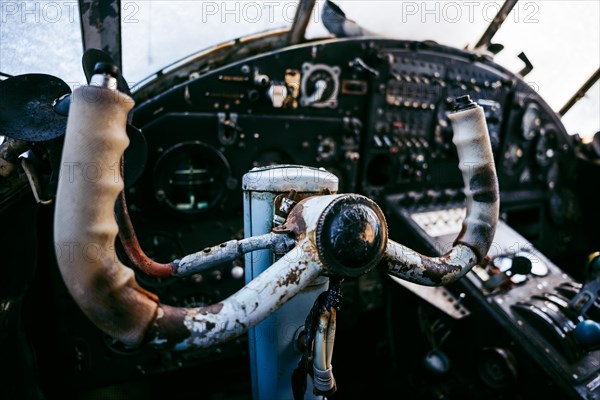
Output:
[
  {"xmin": 0, "ymin": 1, "xmax": 294, "ymax": 85},
  {"xmin": 1, "ymin": 1, "xmax": 598, "ymax": 138},
  {"xmin": 0, "ymin": 2, "xmax": 85, "ymax": 83},
  {"xmin": 333, "ymin": 0, "xmax": 599, "ymax": 137},
  {"xmin": 122, "ymin": 1, "xmax": 292, "ymax": 84}
]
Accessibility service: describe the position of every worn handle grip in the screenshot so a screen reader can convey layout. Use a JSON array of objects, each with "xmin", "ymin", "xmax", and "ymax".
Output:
[
  {"xmin": 449, "ymin": 104, "xmax": 499, "ymax": 260},
  {"xmin": 385, "ymin": 103, "xmax": 499, "ymax": 286},
  {"xmin": 53, "ymin": 85, "xmax": 158, "ymax": 346}
]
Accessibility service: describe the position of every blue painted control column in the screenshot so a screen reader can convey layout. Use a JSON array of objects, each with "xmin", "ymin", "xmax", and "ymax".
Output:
[{"xmin": 243, "ymin": 165, "xmax": 338, "ymax": 400}]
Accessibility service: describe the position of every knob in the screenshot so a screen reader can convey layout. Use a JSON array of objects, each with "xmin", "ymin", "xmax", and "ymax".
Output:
[
  {"xmin": 585, "ymin": 252, "xmax": 600, "ymax": 280},
  {"xmin": 452, "ymin": 95, "xmax": 477, "ymax": 112},
  {"xmin": 574, "ymin": 320, "xmax": 600, "ymax": 349},
  {"xmin": 316, "ymin": 195, "xmax": 387, "ymax": 277},
  {"xmin": 484, "ymin": 255, "xmax": 532, "ymax": 291},
  {"xmin": 93, "ymin": 62, "xmax": 119, "ymax": 78},
  {"xmin": 423, "ymin": 349, "xmax": 449, "ymax": 375}
]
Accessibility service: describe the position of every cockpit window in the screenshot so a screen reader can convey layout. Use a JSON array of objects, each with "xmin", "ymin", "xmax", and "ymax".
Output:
[
  {"xmin": 306, "ymin": 0, "xmax": 494, "ymax": 48},
  {"xmin": 492, "ymin": 1, "xmax": 599, "ymax": 137},
  {"xmin": 122, "ymin": 1, "xmax": 293, "ymax": 84},
  {"xmin": 561, "ymin": 81, "xmax": 599, "ymax": 139},
  {"xmin": 0, "ymin": 2, "xmax": 85, "ymax": 83},
  {"xmin": 318, "ymin": 0, "xmax": 599, "ymax": 138},
  {"xmin": 1, "ymin": 1, "xmax": 597, "ymax": 138}
]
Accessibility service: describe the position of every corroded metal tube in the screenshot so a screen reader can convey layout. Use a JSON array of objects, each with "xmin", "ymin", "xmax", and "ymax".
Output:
[
  {"xmin": 173, "ymin": 232, "xmax": 295, "ymax": 277},
  {"xmin": 384, "ymin": 98, "xmax": 499, "ymax": 286},
  {"xmin": 385, "ymin": 242, "xmax": 477, "ymax": 286},
  {"xmin": 54, "ymin": 74, "xmax": 497, "ymax": 352},
  {"xmin": 117, "ymin": 183, "xmax": 295, "ymax": 278},
  {"xmin": 115, "ymin": 188, "xmax": 176, "ymax": 278},
  {"xmin": 150, "ymin": 240, "xmax": 323, "ymax": 350}
]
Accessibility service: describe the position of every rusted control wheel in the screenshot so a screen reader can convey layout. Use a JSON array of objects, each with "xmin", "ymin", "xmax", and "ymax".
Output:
[{"xmin": 53, "ymin": 64, "xmax": 498, "ymax": 351}]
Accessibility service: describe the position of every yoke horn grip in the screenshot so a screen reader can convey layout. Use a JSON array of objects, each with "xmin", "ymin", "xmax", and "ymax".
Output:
[
  {"xmin": 53, "ymin": 85, "xmax": 158, "ymax": 347},
  {"xmin": 384, "ymin": 100, "xmax": 499, "ymax": 286},
  {"xmin": 449, "ymin": 103, "xmax": 499, "ymax": 261}
]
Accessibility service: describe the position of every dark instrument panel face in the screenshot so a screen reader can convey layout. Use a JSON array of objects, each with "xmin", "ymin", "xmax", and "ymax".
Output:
[
  {"xmin": 46, "ymin": 38, "xmax": 582, "ymax": 393},
  {"xmin": 133, "ymin": 39, "xmax": 572, "ymax": 210}
]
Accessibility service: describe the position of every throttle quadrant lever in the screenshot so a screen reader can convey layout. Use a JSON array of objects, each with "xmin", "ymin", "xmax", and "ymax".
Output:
[{"xmin": 53, "ymin": 63, "xmax": 498, "ymax": 395}]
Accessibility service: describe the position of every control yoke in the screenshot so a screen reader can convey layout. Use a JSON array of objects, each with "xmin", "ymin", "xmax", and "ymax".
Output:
[{"xmin": 53, "ymin": 66, "xmax": 498, "ymax": 352}]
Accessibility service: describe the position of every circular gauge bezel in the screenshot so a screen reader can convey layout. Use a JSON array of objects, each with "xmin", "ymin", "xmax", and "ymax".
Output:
[
  {"xmin": 152, "ymin": 141, "xmax": 232, "ymax": 216},
  {"xmin": 515, "ymin": 251, "xmax": 549, "ymax": 277},
  {"xmin": 317, "ymin": 137, "xmax": 337, "ymax": 162},
  {"xmin": 300, "ymin": 62, "xmax": 341, "ymax": 108}
]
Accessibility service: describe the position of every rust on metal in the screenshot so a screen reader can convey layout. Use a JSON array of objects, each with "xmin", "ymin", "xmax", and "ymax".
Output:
[
  {"xmin": 197, "ymin": 303, "xmax": 224, "ymax": 315},
  {"xmin": 147, "ymin": 248, "xmax": 323, "ymax": 350},
  {"xmin": 115, "ymin": 167, "xmax": 175, "ymax": 278},
  {"xmin": 0, "ymin": 138, "xmax": 29, "ymax": 178},
  {"xmin": 314, "ymin": 194, "xmax": 388, "ymax": 278},
  {"xmin": 174, "ymin": 233, "xmax": 294, "ymax": 277},
  {"xmin": 384, "ymin": 242, "xmax": 479, "ymax": 286},
  {"xmin": 150, "ymin": 305, "xmax": 190, "ymax": 346},
  {"xmin": 277, "ymin": 266, "xmax": 302, "ymax": 287},
  {"xmin": 420, "ymin": 256, "xmax": 463, "ymax": 285},
  {"xmin": 79, "ymin": 0, "xmax": 123, "ymax": 70},
  {"xmin": 0, "ymin": 138, "xmax": 29, "ymax": 162},
  {"xmin": 0, "ymin": 157, "xmax": 16, "ymax": 178},
  {"xmin": 274, "ymin": 202, "xmax": 307, "ymax": 241}
]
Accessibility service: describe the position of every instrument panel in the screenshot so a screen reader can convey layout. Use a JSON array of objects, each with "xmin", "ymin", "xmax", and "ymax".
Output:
[
  {"xmin": 130, "ymin": 38, "xmax": 576, "ymax": 257},
  {"xmin": 45, "ymin": 38, "xmax": 588, "ymax": 395}
]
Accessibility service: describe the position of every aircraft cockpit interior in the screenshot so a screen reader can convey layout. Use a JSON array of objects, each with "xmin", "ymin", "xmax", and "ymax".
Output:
[{"xmin": 1, "ymin": 1, "xmax": 599, "ymax": 399}]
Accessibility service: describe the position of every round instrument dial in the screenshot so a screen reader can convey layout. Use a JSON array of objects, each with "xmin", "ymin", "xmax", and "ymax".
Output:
[
  {"xmin": 300, "ymin": 63, "xmax": 341, "ymax": 108},
  {"xmin": 153, "ymin": 142, "xmax": 231, "ymax": 215}
]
